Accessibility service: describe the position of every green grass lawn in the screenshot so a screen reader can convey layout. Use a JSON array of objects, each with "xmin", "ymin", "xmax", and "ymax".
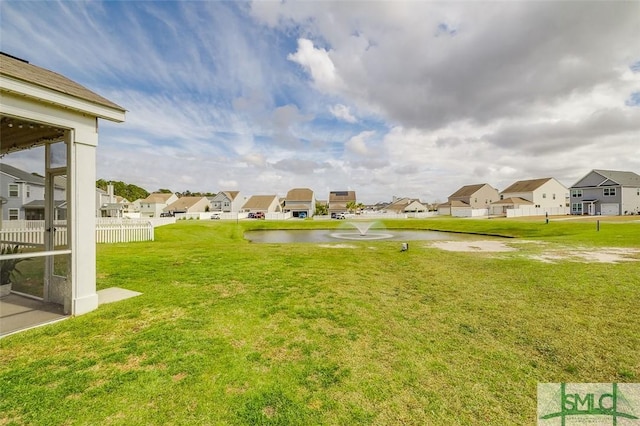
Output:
[{"xmin": 1, "ymin": 218, "xmax": 639, "ymax": 425}]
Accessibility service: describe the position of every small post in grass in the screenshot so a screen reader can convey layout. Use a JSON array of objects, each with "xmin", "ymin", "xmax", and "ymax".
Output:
[
  {"xmin": 597, "ymin": 220, "xmax": 600, "ymax": 232},
  {"xmin": 545, "ymin": 212, "xmax": 549, "ymax": 224}
]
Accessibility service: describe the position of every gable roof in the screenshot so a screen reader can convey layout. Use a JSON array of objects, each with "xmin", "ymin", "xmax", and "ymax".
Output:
[
  {"xmin": 165, "ymin": 196, "xmax": 208, "ymax": 211},
  {"xmin": 329, "ymin": 190, "xmax": 356, "ymax": 202},
  {"xmin": 1, "ymin": 52, "xmax": 124, "ymax": 112},
  {"xmin": 0, "ymin": 163, "xmax": 44, "ymax": 185},
  {"xmin": 501, "ymin": 178, "xmax": 553, "ymax": 194},
  {"xmin": 449, "ymin": 183, "xmax": 488, "ymax": 198},
  {"xmin": 591, "ymin": 170, "xmax": 640, "ymax": 187},
  {"xmin": 438, "ymin": 200, "xmax": 470, "ymax": 208},
  {"xmin": 286, "ymin": 188, "xmax": 314, "ymax": 201},
  {"xmin": 491, "ymin": 197, "xmax": 534, "ymax": 205},
  {"xmin": 223, "ymin": 191, "xmax": 240, "ymax": 201},
  {"xmin": 143, "ymin": 193, "xmax": 175, "ymax": 203},
  {"xmin": 242, "ymin": 195, "xmax": 278, "ymax": 210}
]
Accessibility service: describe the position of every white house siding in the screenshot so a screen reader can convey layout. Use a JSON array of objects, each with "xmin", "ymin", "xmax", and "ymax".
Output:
[{"xmin": 622, "ymin": 187, "xmax": 640, "ymax": 215}]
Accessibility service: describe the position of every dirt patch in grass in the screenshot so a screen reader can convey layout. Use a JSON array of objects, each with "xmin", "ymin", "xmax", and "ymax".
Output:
[
  {"xmin": 429, "ymin": 240, "xmax": 640, "ymax": 263},
  {"xmin": 430, "ymin": 240, "xmax": 517, "ymax": 252},
  {"xmin": 530, "ymin": 247, "xmax": 640, "ymax": 264}
]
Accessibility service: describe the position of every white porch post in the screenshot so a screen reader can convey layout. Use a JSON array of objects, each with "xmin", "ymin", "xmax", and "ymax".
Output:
[{"xmin": 70, "ymin": 124, "xmax": 99, "ymax": 315}]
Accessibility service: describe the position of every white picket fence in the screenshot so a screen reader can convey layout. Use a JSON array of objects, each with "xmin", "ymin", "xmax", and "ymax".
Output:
[
  {"xmin": 1, "ymin": 219, "xmax": 160, "ymax": 247},
  {"xmin": 0, "ymin": 227, "xmax": 67, "ymax": 249},
  {"xmin": 95, "ymin": 221, "xmax": 154, "ymax": 243}
]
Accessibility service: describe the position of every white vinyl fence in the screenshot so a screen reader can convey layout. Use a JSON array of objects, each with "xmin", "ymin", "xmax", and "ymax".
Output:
[
  {"xmin": 95, "ymin": 221, "xmax": 154, "ymax": 243},
  {"xmin": 1, "ymin": 218, "xmax": 169, "ymax": 248},
  {"xmin": 0, "ymin": 226, "xmax": 67, "ymax": 249}
]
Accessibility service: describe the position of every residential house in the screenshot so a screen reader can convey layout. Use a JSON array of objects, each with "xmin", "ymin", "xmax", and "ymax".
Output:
[
  {"xmin": 569, "ymin": 169, "xmax": 640, "ymax": 215},
  {"xmin": 164, "ymin": 196, "xmax": 211, "ymax": 215},
  {"xmin": 328, "ymin": 190, "xmax": 356, "ymax": 215},
  {"xmin": 0, "ymin": 163, "xmax": 66, "ymax": 221},
  {"xmin": 383, "ymin": 197, "xmax": 428, "ymax": 214},
  {"xmin": 139, "ymin": 192, "xmax": 179, "ymax": 217},
  {"xmin": 208, "ymin": 191, "xmax": 243, "ymax": 213},
  {"xmin": 284, "ymin": 188, "xmax": 315, "ymax": 218},
  {"xmin": 491, "ymin": 177, "xmax": 568, "ymax": 216},
  {"xmin": 241, "ymin": 195, "xmax": 282, "ymax": 214},
  {"xmin": 438, "ymin": 183, "xmax": 499, "ymax": 216}
]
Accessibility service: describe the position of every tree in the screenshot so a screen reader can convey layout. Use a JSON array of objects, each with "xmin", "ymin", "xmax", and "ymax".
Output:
[
  {"xmin": 346, "ymin": 201, "xmax": 357, "ymax": 213},
  {"xmin": 157, "ymin": 188, "xmax": 173, "ymax": 194},
  {"xmin": 96, "ymin": 179, "xmax": 150, "ymax": 201},
  {"xmin": 315, "ymin": 202, "xmax": 328, "ymax": 216}
]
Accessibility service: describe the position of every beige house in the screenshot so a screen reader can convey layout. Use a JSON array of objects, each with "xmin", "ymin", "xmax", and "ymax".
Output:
[
  {"xmin": 491, "ymin": 177, "xmax": 568, "ymax": 216},
  {"xmin": 284, "ymin": 188, "xmax": 315, "ymax": 218},
  {"xmin": 384, "ymin": 197, "xmax": 428, "ymax": 214},
  {"xmin": 242, "ymin": 195, "xmax": 282, "ymax": 214},
  {"xmin": 438, "ymin": 183, "xmax": 499, "ymax": 215},
  {"xmin": 140, "ymin": 192, "xmax": 178, "ymax": 217},
  {"xmin": 164, "ymin": 196, "xmax": 211, "ymax": 215},
  {"xmin": 328, "ymin": 190, "xmax": 356, "ymax": 214}
]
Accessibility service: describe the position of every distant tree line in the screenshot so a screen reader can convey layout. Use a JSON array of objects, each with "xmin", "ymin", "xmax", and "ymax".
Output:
[
  {"xmin": 96, "ymin": 179, "xmax": 149, "ymax": 201},
  {"xmin": 96, "ymin": 180, "xmax": 217, "ymax": 201}
]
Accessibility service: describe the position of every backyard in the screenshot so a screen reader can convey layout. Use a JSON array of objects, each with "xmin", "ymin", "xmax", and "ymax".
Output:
[{"xmin": 1, "ymin": 217, "xmax": 639, "ymax": 425}]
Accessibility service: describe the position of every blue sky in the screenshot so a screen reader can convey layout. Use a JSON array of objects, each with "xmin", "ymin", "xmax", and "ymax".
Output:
[{"xmin": 2, "ymin": 1, "xmax": 639, "ymax": 203}]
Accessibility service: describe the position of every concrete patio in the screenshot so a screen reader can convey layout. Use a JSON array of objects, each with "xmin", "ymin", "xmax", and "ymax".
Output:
[{"xmin": 0, "ymin": 287, "xmax": 141, "ymax": 337}]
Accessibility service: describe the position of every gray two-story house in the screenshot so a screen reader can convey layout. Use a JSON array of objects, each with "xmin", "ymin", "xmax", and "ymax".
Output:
[
  {"xmin": 570, "ymin": 169, "xmax": 640, "ymax": 215},
  {"xmin": 1, "ymin": 163, "xmax": 66, "ymax": 221}
]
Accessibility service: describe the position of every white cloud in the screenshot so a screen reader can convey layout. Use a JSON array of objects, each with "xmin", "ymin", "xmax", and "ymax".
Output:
[
  {"xmin": 329, "ymin": 104, "xmax": 357, "ymax": 123},
  {"xmin": 2, "ymin": 1, "xmax": 639, "ymax": 204},
  {"xmin": 287, "ymin": 38, "xmax": 343, "ymax": 93},
  {"xmin": 346, "ymin": 131, "xmax": 376, "ymax": 156}
]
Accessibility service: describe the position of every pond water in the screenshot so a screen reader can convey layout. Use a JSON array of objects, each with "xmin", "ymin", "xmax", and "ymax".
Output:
[{"xmin": 245, "ymin": 229, "xmax": 478, "ymax": 244}]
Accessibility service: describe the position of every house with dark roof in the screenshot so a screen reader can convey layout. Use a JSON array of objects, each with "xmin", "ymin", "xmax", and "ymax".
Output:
[
  {"xmin": 284, "ymin": 188, "xmax": 315, "ymax": 218},
  {"xmin": 569, "ymin": 169, "xmax": 640, "ymax": 215},
  {"xmin": 0, "ymin": 163, "xmax": 66, "ymax": 220},
  {"xmin": 491, "ymin": 177, "xmax": 568, "ymax": 216},
  {"xmin": 328, "ymin": 190, "xmax": 356, "ymax": 215}
]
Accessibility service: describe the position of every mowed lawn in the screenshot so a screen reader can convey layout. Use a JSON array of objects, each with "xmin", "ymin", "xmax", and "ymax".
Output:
[{"xmin": 1, "ymin": 218, "xmax": 639, "ymax": 425}]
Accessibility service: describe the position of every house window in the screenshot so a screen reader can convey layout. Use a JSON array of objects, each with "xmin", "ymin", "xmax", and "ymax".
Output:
[
  {"xmin": 552, "ymin": 193, "xmax": 556, "ymax": 200},
  {"xmin": 9, "ymin": 184, "xmax": 19, "ymax": 197},
  {"xmin": 571, "ymin": 189, "xmax": 582, "ymax": 198},
  {"xmin": 8, "ymin": 208, "xmax": 19, "ymax": 220},
  {"xmin": 542, "ymin": 193, "xmax": 546, "ymax": 199},
  {"xmin": 603, "ymin": 188, "xmax": 616, "ymax": 196},
  {"xmin": 26, "ymin": 185, "xmax": 31, "ymax": 198},
  {"xmin": 500, "ymin": 195, "xmax": 504, "ymax": 200},
  {"xmin": 571, "ymin": 203, "xmax": 582, "ymax": 214},
  {"xmin": 224, "ymin": 201, "xmax": 230, "ymax": 207}
]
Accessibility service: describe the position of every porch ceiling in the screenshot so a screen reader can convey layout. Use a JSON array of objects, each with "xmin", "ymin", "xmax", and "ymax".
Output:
[{"xmin": 0, "ymin": 115, "xmax": 64, "ymax": 155}]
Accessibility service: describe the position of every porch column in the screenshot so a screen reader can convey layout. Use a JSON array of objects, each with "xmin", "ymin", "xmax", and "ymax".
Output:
[{"xmin": 70, "ymin": 125, "xmax": 99, "ymax": 315}]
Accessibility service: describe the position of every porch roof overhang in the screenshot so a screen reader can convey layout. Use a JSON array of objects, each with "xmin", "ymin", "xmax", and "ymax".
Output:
[{"xmin": 1, "ymin": 53, "xmax": 126, "ymax": 155}]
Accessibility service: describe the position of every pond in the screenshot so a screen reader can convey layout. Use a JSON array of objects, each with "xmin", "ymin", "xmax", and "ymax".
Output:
[{"xmin": 245, "ymin": 229, "xmax": 480, "ymax": 244}]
